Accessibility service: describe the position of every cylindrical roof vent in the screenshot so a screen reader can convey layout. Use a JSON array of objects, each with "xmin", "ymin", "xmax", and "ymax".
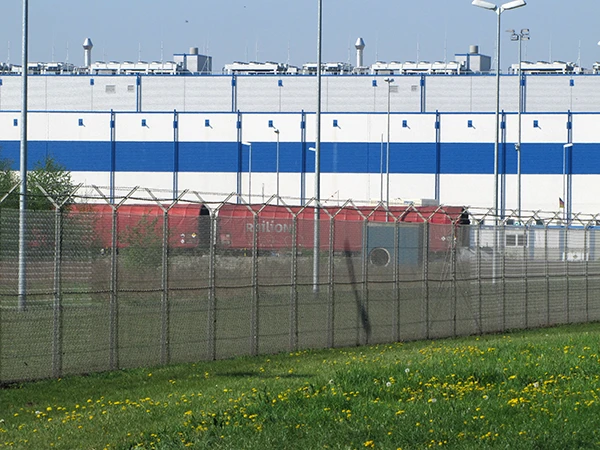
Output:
[
  {"xmin": 189, "ymin": 47, "xmax": 199, "ymax": 55},
  {"xmin": 355, "ymin": 37, "xmax": 365, "ymax": 68},
  {"xmin": 83, "ymin": 38, "xmax": 93, "ymax": 67},
  {"xmin": 469, "ymin": 45, "xmax": 479, "ymax": 54}
]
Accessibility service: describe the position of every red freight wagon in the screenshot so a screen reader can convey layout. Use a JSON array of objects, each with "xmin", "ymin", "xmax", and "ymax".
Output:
[
  {"xmin": 216, "ymin": 204, "xmax": 468, "ymax": 253},
  {"xmin": 69, "ymin": 203, "xmax": 209, "ymax": 250}
]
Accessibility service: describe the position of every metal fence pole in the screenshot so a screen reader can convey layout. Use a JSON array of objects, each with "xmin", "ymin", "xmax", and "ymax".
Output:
[
  {"xmin": 207, "ymin": 211, "xmax": 217, "ymax": 360},
  {"xmin": 452, "ymin": 220, "xmax": 457, "ymax": 337},
  {"xmin": 477, "ymin": 222, "xmax": 483, "ymax": 334},
  {"xmin": 52, "ymin": 205, "xmax": 63, "ymax": 378},
  {"xmin": 501, "ymin": 223, "xmax": 506, "ymax": 331},
  {"xmin": 160, "ymin": 209, "xmax": 170, "ymax": 365},
  {"xmin": 327, "ymin": 215, "xmax": 335, "ymax": 348},
  {"xmin": 251, "ymin": 212, "xmax": 259, "ymax": 356},
  {"xmin": 565, "ymin": 226, "xmax": 570, "ymax": 324},
  {"xmin": 545, "ymin": 224, "xmax": 550, "ymax": 326},
  {"xmin": 360, "ymin": 216, "xmax": 369, "ymax": 346},
  {"xmin": 290, "ymin": 212, "xmax": 299, "ymax": 351},
  {"xmin": 425, "ymin": 221, "xmax": 431, "ymax": 339},
  {"xmin": 584, "ymin": 224, "xmax": 590, "ymax": 323},
  {"xmin": 393, "ymin": 218, "xmax": 400, "ymax": 342},
  {"xmin": 523, "ymin": 224, "xmax": 529, "ymax": 329},
  {"xmin": 109, "ymin": 205, "xmax": 119, "ymax": 370}
]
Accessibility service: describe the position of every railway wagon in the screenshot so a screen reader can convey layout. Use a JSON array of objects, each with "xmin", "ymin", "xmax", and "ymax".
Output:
[{"xmin": 68, "ymin": 203, "xmax": 468, "ymax": 256}]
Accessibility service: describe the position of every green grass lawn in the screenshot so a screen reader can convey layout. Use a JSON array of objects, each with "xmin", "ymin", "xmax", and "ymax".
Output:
[{"xmin": 1, "ymin": 323, "xmax": 600, "ymax": 449}]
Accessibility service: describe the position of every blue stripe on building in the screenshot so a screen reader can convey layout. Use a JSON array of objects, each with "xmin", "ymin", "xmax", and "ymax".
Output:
[{"xmin": 1, "ymin": 140, "xmax": 599, "ymax": 175}]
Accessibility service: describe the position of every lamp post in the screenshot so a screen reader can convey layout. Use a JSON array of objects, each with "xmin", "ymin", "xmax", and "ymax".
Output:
[
  {"xmin": 242, "ymin": 141, "xmax": 252, "ymax": 203},
  {"xmin": 508, "ymin": 28, "xmax": 530, "ymax": 220},
  {"xmin": 384, "ymin": 78, "xmax": 394, "ymax": 208},
  {"xmin": 313, "ymin": 0, "xmax": 323, "ymax": 294},
  {"xmin": 18, "ymin": 0, "xmax": 29, "ymax": 310},
  {"xmin": 472, "ymin": 0, "xmax": 526, "ymax": 220}
]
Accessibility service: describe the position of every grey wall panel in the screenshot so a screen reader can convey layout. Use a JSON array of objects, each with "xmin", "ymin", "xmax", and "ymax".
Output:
[
  {"xmin": 142, "ymin": 77, "xmax": 186, "ymax": 111},
  {"xmin": 426, "ymin": 76, "xmax": 518, "ymax": 113},
  {"xmin": 91, "ymin": 77, "xmax": 138, "ymax": 112},
  {"xmin": 426, "ymin": 77, "xmax": 475, "ymax": 112},
  {"xmin": 27, "ymin": 78, "xmax": 48, "ymax": 111},
  {"xmin": 46, "ymin": 77, "xmax": 94, "ymax": 111},
  {"xmin": 181, "ymin": 77, "xmax": 232, "ymax": 112},
  {"xmin": 525, "ymin": 76, "xmax": 571, "ymax": 112},
  {"xmin": 2, "ymin": 73, "xmax": 600, "ymax": 115},
  {"xmin": 279, "ymin": 77, "xmax": 317, "ymax": 112},
  {"xmin": 374, "ymin": 76, "xmax": 422, "ymax": 113},
  {"xmin": 325, "ymin": 77, "xmax": 374, "ymax": 112},
  {"xmin": 236, "ymin": 77, "xmax": 281, "ymax": 112},
  {"xmin": 571, "ymin": 77, "xmax": 600, "ymax": 112},
  {"xmin": 325, "ymin": 77, "xmax": 421, "ymax": 113},
  {"xmin": 0, "ymin": 76, "xmax": 22, "ymax": 111}
]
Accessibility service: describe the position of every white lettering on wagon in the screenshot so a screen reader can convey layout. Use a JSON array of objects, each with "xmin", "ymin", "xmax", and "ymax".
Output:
[{"xmin": 246, "ymin": 221, "xmax": 294, "ymax": 234}]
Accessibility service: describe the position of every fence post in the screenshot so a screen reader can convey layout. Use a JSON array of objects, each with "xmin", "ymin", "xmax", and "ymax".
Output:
[
  {"xmin": 207, "ymin": 210, "xmax": 217, "ymax": 360},
  {"xmin": 501, "ymin": 223, "xmax": 506, "ymax": 332},
  {"xmin": 545, "ymin": 223, "xmax": 550, "ymax": 326},
  {"xmin": 565, "ymin": 226, "xmax": 570, "ymax": 324},
  {"xmin": 584, "ymin": 224, "xmax": 590, "ymax": 323},
  {"xmin": 477, "ymin": 221, "xmax": 483, "ymax": 333},
  {"xmin": 393, "ymin": 217, "xmax": 400, "ymax": 342},
  {"xmin": 160, "ymin": 209, "xmax": 170, "ymax": 365},
  {"xmin": 52, "ymin": 205, "xmax": 63, "ymax": 378},
  {"xmin": 452, "ymin": 219, "xmax": 457, "ymax": 337},
  {"xmin": 251, "ymin": 212, "xmax": 259, "ymax": 356},
  {"xmin": 109, "ymin": 205, "xmax": 119, "ymax": 370},
  {"xmin": 425, "ymin": 221, "xmax": 431, "ymax": 340},
  {"xmin": 290, "ymin": 212, "xmax": 298, "ymax": 352},
  {"xmin": 360, "ymin": 216, "xmax": 369, "ymax": 346},
  {"xmin": 523, "ymin": 224, "xmax": 529, "ymax": 329},
  {"xmin": 327, "ymin": 214, "xmax": 335, "ymax": 348}
]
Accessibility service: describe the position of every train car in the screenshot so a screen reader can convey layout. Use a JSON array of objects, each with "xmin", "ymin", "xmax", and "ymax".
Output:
[
  {"xmin": 216, "ymin": 204, "xmax": 469, "ymax": 254},
  {"xmin": 67, "ymin": 202, "xmax": 468, "ymax": 259},
  {"xmin": 69, "ymin": 203, "xmax": 210, "ymax": 250}
]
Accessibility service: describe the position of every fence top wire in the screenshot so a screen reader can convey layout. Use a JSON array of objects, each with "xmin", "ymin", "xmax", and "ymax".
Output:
[{"xmin": 7, "ymin": 184, "xmax": 600, "ymax": 227}]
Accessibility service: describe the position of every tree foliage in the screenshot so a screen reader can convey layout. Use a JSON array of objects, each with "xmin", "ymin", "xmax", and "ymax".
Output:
[
  {"xmin": 0, "ymin": 154, "xmax": 19, "ymax": 209},
  {"xmin": 0, "ymin": 153, "xmax": 75, "ymax": 210}
]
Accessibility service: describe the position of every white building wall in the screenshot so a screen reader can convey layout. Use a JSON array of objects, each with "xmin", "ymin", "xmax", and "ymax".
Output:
[{"xmin": 2, "ymin": 110, "xmax": 600, "ymax": 213}]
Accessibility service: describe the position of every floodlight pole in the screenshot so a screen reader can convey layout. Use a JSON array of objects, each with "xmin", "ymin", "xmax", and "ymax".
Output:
[
  {"xmin": 18, "ymin": 0, "xmax": 29, "ymax": 310},
  {"xmin": 472, "ymin": 0, "xmax": 526, "ymax": 220},
  {"xmin": 313, "ymin": 0, "xmax": 322, "ymax": 294},
  {"xmin": 509, "ymin": 28, "xmax": 530, "ymax": 220},
  {"xmin": 384, "ymin": 78, "xmax": 394, "ymax": 208}
]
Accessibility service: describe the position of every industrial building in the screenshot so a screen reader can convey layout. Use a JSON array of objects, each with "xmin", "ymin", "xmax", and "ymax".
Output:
[{"xmin": 1, "ymin": 38, "xmax": 600, "ymax": 214}]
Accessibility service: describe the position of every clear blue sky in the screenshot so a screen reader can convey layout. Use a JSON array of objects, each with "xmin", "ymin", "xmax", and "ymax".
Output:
[{"xmin": 1, "ymin": 0, "xmax": 599, "ymax": 72}]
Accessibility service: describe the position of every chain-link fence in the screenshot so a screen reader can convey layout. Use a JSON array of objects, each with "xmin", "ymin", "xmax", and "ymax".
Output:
[{"xmin": 1, "ymin": 185, "xmax": 600, "ymax": 383}]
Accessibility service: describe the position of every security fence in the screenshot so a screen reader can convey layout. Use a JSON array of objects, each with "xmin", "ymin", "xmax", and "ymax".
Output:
[{"xmin": 1, "ymin": 185, "xmax": 600, "ymax": 383}]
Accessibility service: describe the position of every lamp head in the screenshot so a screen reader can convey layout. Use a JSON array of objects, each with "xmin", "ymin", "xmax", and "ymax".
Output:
[
  {"xmin": 472, "ymin": 0, "xmax": 498, "ymax": 11},
  {"xmin": 501, "ymin": 0, "xmax": 526, "ymax": 11}
]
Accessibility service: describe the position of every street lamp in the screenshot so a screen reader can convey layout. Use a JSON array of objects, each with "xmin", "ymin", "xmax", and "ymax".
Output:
[
  {"xmin": 384, "ymin": 78, "xmax": 394, "ymax": 208},
  {"xmin": 314, "ymin": 0, "xmax": 323, "ymax": 294},
  {"xmin": 18, "ymin": 0, "xmax": 29, "ymax": 310},
  {"xmin": 507, "ymin": 28, "xmax": 530, "ymax": 220},
  {"xmin": 242, "ymin": 141, "xmax": 252, "ymax": 203},
  {"xmin": 472, "ymin": 0, "xmax": 527, "ymax": 220}
]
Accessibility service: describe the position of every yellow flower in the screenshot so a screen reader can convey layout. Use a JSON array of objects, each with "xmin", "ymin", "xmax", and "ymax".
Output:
[{"xmin": 364, "ymin": 440, "xmax": 375, "ymax": 448}]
